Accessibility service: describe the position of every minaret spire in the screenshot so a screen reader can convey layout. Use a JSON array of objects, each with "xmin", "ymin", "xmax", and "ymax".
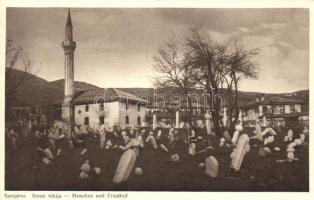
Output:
[
  {"xmin": 65, "ymin": 8, "xmax": 73, "ymax": 41},
  {"xmin": 66, "ymin": 8, "xmax": 72, "ymax": 27},
  {"xmin": 62, "ymin": 9, "xmax": 76, "ymax": 133}
]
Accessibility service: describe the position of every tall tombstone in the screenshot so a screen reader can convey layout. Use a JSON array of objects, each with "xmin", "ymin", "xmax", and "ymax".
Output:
[
  {"xmin": 232, "ymin": 121, "xmax": 243, "ymax": 145},
  {"xmin": 263, "ymin": 116, "xmax": 267, "ymax": 127},
  {"xmin": 255, "ymin": 119, "xmax": 263, "ymax": 141},
  {"xmin": 230, "ymin": 134, "xmax": 250, "ymax": 171},
  {"xmin": 223, "ymin": 107, "xmax": 227, "ymax": 127},
  {"xmin": 152, "ymin": 113, "xmax": 157, "ymax": 130},
  {"xmin": 232, "ymin": 130, "xmax": 240, "ymax": 144},
  {"xmin": 175, "ymin": 111, "xmax": 180, "ymax": 129},
  {"xmin": 205, "ymin": 110, "xmax": 212, "ymax": 135},
  {"xmin": 238, "ymin": 110, "xmax": 243, "ymax": 125},
  {"xmin": 100, "ymin": 130, "xmax": 106, "ymax": 149}
]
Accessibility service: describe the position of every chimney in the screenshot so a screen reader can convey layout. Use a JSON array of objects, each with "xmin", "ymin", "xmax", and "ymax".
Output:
[{"xmin": 256, "ymin": 96, "xmax": 260, "ymax": 102}]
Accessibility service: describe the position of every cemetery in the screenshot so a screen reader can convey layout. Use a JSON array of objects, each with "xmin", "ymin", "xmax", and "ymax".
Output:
[{"xmin": 5, "ymin": 119, "xmax": 309, "ymax": 191}]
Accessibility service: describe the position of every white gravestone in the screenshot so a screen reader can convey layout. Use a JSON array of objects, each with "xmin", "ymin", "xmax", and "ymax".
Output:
[
  {"xmin": 205, "ymin": 156, "xmax": 219, "ymax": 178},
  {"xmin": 230, "ymin": 134, "xmax": 250, "ymax": 171},
  {"xmin": 113, "ymin": 149, "xmax": 137, "ymax": 184}
]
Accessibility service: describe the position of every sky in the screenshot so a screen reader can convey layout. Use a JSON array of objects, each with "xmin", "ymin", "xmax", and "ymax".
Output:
[{"xmin": 6, "ymin": 8, "xmax": 309, "ymax": 93}]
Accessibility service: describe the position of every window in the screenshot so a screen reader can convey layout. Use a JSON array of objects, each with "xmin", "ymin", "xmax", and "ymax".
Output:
[
  {"xmin": 284, "ymin": 105, "xmax": 290, "ymax": 114},
  {"xmin": 279, "ymin": 105, "xmax": 285, "ymax": 114},
  {"xmin": 295, "ymin": 104, "xmax": 301, "ymax": 113},
  {"xmin": 125, "ymin": 116, "xmax": 129, "ymax": 124},
  {"xmin": 137, "ymin": 104, "xmax": 141, "ymax": 112},
  {"xmin": 85, "ymin": 105, "xmax": 89, "ymax": 112},
  {"xmin": 266, "ymin": 106, "xmax": 272, "ymax": 114},
  {"xmin": 99, "ymin": 103, "xmax": 104, "ymax": 111},
  {"xmin": 290, "ymin": 105, "xmax": 295, "ymax": 113},
  {"xmin": 99, "ymin": 116, "xmax": 104, "ymax": 125},
  {"xmin": 84, "ymin": 117, "xmax": 89, "ymax": 125},
  {"xmin": 137, "ymin": 116, "xmax": 141, "ymax": 126},
  {"xmin": 78, "ymin": 110, "xmax": 81, "ymax": 114},
  {"xmin": 262, "ymin": 106, "xmax": 267, "ymax": 114},
  {"xmin": 273, "ymin": 106, "xmax": 280, "ymax": 114},
  {"xmin": 125, "ymin": 102, "xmax": 129, "ymax": 110}
]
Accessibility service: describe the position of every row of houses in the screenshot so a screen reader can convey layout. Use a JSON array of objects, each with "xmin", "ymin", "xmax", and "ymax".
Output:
[
  {"xmin": 240, "ymin": 95, "xmax": 308, "ymax": 127},
  {"xmin": 7, "ymin": 85, "xmax": 308, "ymax": 130}
]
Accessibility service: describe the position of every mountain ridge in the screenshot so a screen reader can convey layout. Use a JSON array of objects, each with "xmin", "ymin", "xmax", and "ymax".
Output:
[{"xmin": 6, "ymin": 69, "xmax": 309, "ymax": 106}]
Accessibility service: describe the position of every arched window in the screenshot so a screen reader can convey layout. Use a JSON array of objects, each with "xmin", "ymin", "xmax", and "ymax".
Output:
[
  {"xmin": 99, "ymin": 116, "xmax": 104, "ymax": 125},
  {"xmin": 84, "ymin": 117, "xmax": 89, "ymax": 125},
  {"xmin": 85, "ymin": 105, "xmax": 89, "ymax": 112},
  {"xmin": 125, "ymin": 116, "xmax": 129, "ymax": 124},
  {"xmin": 99, "ymin": 102, "xmax": 104, "ymax": 111},
  {"xmin": 137, "ymin": 116, "xmax": 141, "ymax": 126}
]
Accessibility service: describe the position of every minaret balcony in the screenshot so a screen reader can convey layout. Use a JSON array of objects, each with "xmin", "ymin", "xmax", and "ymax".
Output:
[{"xmin": 62, "ymin": 41, "xmax": 76, "ymax": 51}]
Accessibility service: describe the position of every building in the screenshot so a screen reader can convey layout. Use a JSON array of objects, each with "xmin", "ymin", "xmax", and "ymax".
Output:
[
  {"xmin": 118, "ymin": 87, "xmax": 208, "ymax": 126},
  {"xmin": 240, "ymin": 95, "xmax": 308, "ymax": 127},
  {"xmin": 71, "ymin": 88, "xmax": 146, "ymax": 129},
  {"xmin": 59, "ymin": 10, "xmax": 145, "ymax": 130}
]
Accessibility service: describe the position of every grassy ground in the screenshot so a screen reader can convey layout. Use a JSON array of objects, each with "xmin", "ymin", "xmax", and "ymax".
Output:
[{"xmin": 5, "ymin": 132, "xmax": 309, "ymax": 191}]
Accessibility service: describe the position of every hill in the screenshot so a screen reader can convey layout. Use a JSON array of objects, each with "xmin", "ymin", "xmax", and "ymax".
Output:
[
  {"xmin": 5, "ymin": 68, "xmax": 63, "ymax": 106},
  {"xmin": 118, "ymin": 87, "xmax": 308, "ymax": 107},
  {"xmin": 50, "ymin": 79, "xmax": 101, "ymax": 91},
  {"xmin": 5, "ymin": 69, "xmax": 309, "ymax": 107},
  {"xmin": 5, "ymin": 69, "xmax": 102, "ymax": 106}
]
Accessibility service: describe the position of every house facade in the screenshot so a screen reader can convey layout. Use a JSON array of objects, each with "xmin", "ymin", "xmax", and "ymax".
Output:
[
  {"xmin": 72, "ymin": 88, "xmax": 146, "ymax": 129},
  {"xmin": 73, "ymin": 101, "xmax": 146, "ymax": 129},
  {"xmin": 240, "ymin": 95, "xmax": 308, "ymax": 127}
]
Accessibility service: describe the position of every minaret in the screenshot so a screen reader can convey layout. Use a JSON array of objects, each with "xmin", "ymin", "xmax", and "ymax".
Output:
[{"xmin": 61, "ymin": 9, "xmax": 76, "ymax": 129}]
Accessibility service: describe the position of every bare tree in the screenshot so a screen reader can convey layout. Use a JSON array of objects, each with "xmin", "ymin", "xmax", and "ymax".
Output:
[
  {"xmin": 5, "ymin": 39, "xmax": 33, "ymax": 119},
  {"xmin": 153, "ymin": 28, "xmax": 259, "ymax": 136},
  {"xmin": 223, "ymin": 41, "xmax": 259, "ymax": 132},
  {"xmin": 186, "ymin": 28, "xmax": 230, "ymax": 134},
  {"xmin": 153, "ymin": 37, "xmax": 196, "ymax": 128},
  {"xmin": 186, "ymin": 28, "xmax": 259, "ymax": 135}
]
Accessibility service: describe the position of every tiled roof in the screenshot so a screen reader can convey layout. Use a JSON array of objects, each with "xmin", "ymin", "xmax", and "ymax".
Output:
[
  {"xmin": 72, "ymin": 88, "xmax": 143, "ymax": 105},
  {"xmin": 241, "ymin": 96, "xmax": 307, "ymax": 108},
  {"xmin": 259, "ymin": 112, "xmax": 309, "ymax": 119}
]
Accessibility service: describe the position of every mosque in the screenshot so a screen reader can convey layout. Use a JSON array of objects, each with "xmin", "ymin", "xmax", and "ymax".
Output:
[{"xmin": 60, "ymin": 9, "xmax": 146, "ymax": 129}]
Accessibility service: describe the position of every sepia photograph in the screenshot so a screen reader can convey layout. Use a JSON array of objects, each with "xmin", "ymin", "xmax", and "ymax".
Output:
[{"xmin": 4, "ymin": 5, "xmax": 309, "ymax": 192}]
